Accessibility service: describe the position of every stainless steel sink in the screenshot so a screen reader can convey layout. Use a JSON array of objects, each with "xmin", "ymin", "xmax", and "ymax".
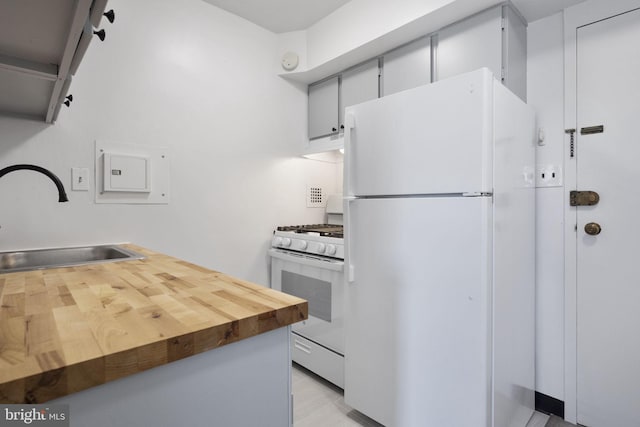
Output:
[{"xmin": 0, "ymin": 245, "xmax": 145, "ymax": 273}]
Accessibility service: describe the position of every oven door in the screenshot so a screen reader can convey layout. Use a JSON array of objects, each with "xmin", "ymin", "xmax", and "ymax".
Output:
[{"xmin": 269, "ymin": 248, "xmax": 344, "ymax": 355}]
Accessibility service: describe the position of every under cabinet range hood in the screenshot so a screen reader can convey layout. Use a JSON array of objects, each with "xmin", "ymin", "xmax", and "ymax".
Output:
[{"xmin": 0, "ymin": 0, "xmax": 109, "ymax": 123}]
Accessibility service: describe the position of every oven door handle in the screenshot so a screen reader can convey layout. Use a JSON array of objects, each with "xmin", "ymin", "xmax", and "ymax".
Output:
[
  {"xmin": 293, "ymin": 338, "xmax": 312, "ymax": 354},
  {"xmin": 268, "ymin": 249, "xmax": 344, "ymax": 272}
]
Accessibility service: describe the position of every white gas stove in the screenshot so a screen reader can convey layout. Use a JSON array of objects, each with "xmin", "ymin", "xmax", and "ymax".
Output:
[
  {"xmin": 268, "ymin": 195, "xmax": 345, "ymax": 388},
  {"xmin": 271, "ymin": 224, "xmax": 344, "ymax": 260}
]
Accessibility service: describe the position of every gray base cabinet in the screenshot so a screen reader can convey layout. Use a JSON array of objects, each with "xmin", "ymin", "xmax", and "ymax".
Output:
[{"xmin": 51, "ymin": 327, "xmax": 293, "ymax": 427}]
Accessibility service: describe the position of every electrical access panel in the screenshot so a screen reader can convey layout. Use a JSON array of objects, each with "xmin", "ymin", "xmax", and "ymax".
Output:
[{"xmin": 102, "ymin": 152, "xmax": 151, "ymax": 193}]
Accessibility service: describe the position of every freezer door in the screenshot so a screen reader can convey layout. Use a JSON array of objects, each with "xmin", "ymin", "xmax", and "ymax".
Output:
[
  {"xmin": 344, "ymin": 196, "xmax": 492, "ymax": 427},
  {"xmin": 344, "ymin": 68, "xmax": 494, "ymax": 197}
]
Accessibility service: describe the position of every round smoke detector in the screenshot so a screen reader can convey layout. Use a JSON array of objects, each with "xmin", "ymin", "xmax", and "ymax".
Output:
[{"xmin": 281, "ymin": 51, "xmax": 299, "ymax": 71}]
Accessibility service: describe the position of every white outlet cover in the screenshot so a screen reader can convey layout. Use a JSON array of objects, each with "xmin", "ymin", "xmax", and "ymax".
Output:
[{"xmin": 536, "ymin": 164, "xmax": 563, "ymax": 188}]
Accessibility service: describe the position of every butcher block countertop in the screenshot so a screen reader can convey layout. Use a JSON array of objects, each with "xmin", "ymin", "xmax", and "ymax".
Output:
[{"xmin": 0, "ymin": 244, "xmax": 307, "ymax": 403}]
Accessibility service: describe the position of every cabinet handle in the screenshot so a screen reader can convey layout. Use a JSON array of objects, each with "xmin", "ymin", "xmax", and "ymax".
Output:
[
  {"xmin": 104, "ymin": 9, "xmax": 115, "ymax": 24},
  {"xmin": 340, "ymin": 124, "xmax": 344, "ymax": 130},
  {"xmin": 63, "ymin": 94, "xmax": 73, "ymax": 107},
  {"xmin": 332, "ymin": 127, "xmax": 337, "ymax": 132},
  {"xmin": 93, "ymin": 29, "xmax": 106, "ymax": 41}
]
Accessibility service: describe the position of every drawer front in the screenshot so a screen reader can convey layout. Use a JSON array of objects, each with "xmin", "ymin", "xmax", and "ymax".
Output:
[{"xmin": 292, "ymin": 332, "xmax": 344, "ymax": 389}]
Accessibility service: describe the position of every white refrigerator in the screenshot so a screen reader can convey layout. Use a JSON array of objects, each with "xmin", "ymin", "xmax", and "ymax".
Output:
[{"xmin": 343, "ymin": 68, "xmax": 536, "ymax": 427}]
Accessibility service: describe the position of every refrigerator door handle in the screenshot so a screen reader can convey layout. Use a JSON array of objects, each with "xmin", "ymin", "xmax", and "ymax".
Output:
[
  {"xmin": 343, "ymin": 112, "xmax": 355, "ymax": 198},
  {"xmin": 345, "ymin": 112, "xmax": 355, "ymax": 129},
  {"xmin": 344, "ymin": 196, "xmax": 355, "ymax": 283},
  {"xmin": 343, "ymin": 111, "xmax": 356, "ymax": 283}
]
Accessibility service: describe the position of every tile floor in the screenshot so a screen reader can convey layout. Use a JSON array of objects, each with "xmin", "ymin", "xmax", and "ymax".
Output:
[{"xmin": 292, "ymin": 363, "xmax": 576, "ymax": 427}]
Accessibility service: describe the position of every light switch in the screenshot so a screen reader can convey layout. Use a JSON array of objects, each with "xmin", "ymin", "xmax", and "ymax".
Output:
[{"xmin": 71, "ymin": 167, "xmax": 90, "ymax": 191}]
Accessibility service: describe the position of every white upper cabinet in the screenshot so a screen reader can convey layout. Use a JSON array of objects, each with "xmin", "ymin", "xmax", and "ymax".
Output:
[
  {"xmin": 340, "ymin": 59, "xmax": 379, "ymax": 130},
  {"xmin": 308, "ymin": 76, "xmax": 340, "ymax": 140},
  {"xmin": 502, "ymin": 6, "xmax": 527, "ymax": 101},
  {"xmin": 308, "ymin": 60, "xmax": 379, "ymax": 141},
  {"xmin": 435, "ymin": 5, "xmax": 526, "ymax": 100},
  {"xmin": 436, "ymin": 7, "xmax": 503, "ymax": 83},
  {"xmin": 0, "ymin": 0, "xmax": 111, "ymax": 123},
  {"xmin": 382, "ymin": 37, "xmax": 431, "ymax": 97},
  {"xmin": 306, "ymin": 4, "xmax": 527, "ymax": 147}
]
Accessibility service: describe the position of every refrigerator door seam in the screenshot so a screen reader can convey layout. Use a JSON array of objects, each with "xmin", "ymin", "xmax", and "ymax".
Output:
[
  {"xmin": 354, "ymin": 193, "xmax": 493, "ymax": 199},
  {"xmin": 462, "ymin": 192, "xmax": 493, "ymax": 197}
]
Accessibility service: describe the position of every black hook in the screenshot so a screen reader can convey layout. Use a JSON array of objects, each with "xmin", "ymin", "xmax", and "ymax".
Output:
[
  {"xmin": 103, "ymin": 9, "xmax": 115, "ymax": 23},
  {"xmin": 63, "ymin": 94, "xmax": 73, "ymax": 107},
  {"xmin": 93, "ymin": 29, "xmax": 106, "ymax": 41}
]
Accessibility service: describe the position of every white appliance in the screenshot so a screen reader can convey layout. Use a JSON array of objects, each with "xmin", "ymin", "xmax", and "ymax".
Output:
[
  {"xmin": 269, "ymin": 196, "xmax": 345, "ymax": 387},
  {"xmin": 343, "ymin": 69, "xmax": 536, "ymax": 427}
]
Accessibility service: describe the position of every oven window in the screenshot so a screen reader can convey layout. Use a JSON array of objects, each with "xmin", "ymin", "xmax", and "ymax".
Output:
[{"xmin": 282, "ymin": 271, "xmax": 332, "ymax": 322}]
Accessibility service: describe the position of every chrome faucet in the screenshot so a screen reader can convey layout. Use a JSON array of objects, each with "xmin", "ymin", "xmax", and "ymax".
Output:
[{"xmin": 0, "ymin": 164, "xmax": 69, "ymax": 202}]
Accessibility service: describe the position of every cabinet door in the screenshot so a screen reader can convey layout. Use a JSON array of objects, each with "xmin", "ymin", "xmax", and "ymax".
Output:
[
  {"xmin": 503, "ymin": 6, "xmax": 527, "ymax": 100},
  {"xmin": 340, "ymin": 59, "xmax": 379, "ymax": 129},
  {"xmin": 308, "ymin": 76, "xmax": 339, "ymax": 139},
  {"xmin": 436, "ymin": 6, "xmax": 502, "ymax": 82},
  {"xmin": 382, "ymin": 37, "xmax": 431, "ymax": 96}
]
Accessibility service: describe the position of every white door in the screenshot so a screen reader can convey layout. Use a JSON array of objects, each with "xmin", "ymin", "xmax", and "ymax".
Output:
[
  {"xmin": 344, "ymin": 196, "xmax": 492, "ymax": 427},
  {"xmin": 576, "ymin": 8, "xmax": 640, "ymax": 427}
]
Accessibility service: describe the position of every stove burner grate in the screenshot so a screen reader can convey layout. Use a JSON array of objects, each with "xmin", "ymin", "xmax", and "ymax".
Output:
[{"xmin": 276, "ymin": 224, "xmax": 343, "ymax": 238}]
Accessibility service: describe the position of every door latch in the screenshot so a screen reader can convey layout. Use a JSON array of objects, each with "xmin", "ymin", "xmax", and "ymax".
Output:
[
  {"xmin": 580, "ymin": 125, "xmax": 604, "ymax": 135},
  {"xmin": 565, "ymin": 129, "xmax": 576, "ymax": 158},
  {"xmin": 570, "ymin": 191, "xmax": 600, "ymax": 206}
]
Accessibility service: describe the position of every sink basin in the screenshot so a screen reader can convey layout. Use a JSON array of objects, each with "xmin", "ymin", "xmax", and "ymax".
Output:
[{"xmin": 0, "ymin": 245, "xmax": 145, "ymax": 273}]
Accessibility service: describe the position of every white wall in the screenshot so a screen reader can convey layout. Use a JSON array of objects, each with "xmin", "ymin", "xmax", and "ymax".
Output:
[
  {"xmin": 0, "ymin": 0, "xmax": 338, "ymax": 287},
  {"xmin": 528, "ymin": 13, "xmax": 566, "ymax": 401},
  {"xmin": 306, "ymin": 0, "xmax": 451, "ymax": 68},
  {"xmin": 276, "ymin": 0, "xmax": 502, "ymax": 81}
]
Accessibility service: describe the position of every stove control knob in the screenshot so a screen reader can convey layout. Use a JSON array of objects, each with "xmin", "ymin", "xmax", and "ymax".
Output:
[
  {"xmin": 274, "ymin": 237, "xmax": 283, "ymax": 246},
  {"xmin": 317, "ymin": 243, "xmax": 326, "ymax": 253},
  {"xmin": 297, "ymin": 240, "xmax": 308, "ymax": 250},
  {"xmin": 326, "ymin": 244, "xmax": 337, "ymax": 256},
  {"xmin": 282, "ymin": 237, "xmax": 291, "ymax": 247}
]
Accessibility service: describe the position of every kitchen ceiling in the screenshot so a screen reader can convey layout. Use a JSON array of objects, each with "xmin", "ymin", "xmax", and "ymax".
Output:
[
  {"xmin": 202, "ymin": 0, "xmax": 587, "ymax": 33},
  {"xmin": 200, "ymin": 0, "xmax": 351, "ymax": 33}
]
